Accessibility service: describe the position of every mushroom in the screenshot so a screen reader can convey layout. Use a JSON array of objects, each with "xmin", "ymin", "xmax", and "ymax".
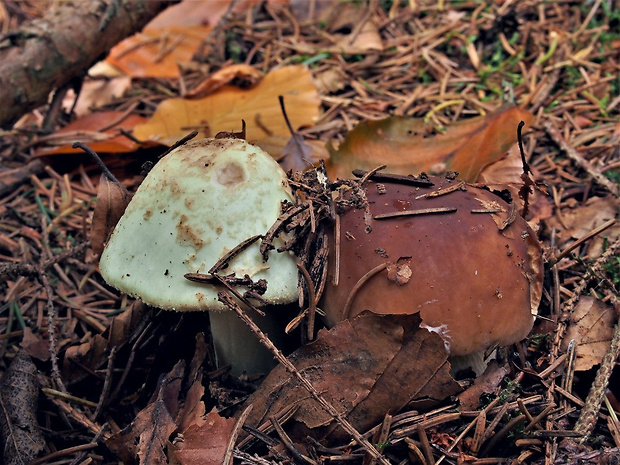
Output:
[
  {"xmin": 321, "ymin": 174, "xmax": 543, "ymax": 375},
  {"xmin": 99, "ymin": 138, "xmax": 299, "ymax": 375}
]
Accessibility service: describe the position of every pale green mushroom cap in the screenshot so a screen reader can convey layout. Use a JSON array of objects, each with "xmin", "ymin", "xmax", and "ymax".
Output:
[{"xmin": 99, "ymin": 138, "xmax": 299, "ymax": 311}]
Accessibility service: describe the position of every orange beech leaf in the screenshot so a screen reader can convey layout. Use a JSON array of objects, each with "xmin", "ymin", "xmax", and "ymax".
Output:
[
  {"xmin": 185, "ymin": 64, "xmax": 263, "ymax": 98},
  {"xmin": 133, "ymin": 66, "xmax": 320, "ymax": 145},
  {"xmin": 35, "ymin": 112, "xmax": 149, "ymax": 155},
  {"xmin": 106, "ymin": 26, "xmax": 210, "ymax": 79},
  {"xmin": 327, "ymin": 106, "xmax": 535, "ymax": 182}
]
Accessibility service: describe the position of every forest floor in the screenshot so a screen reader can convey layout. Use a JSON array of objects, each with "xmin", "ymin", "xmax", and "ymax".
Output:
[{"xmin": 0, "ymin": 1, "xmax": 618, "ymax": 464}]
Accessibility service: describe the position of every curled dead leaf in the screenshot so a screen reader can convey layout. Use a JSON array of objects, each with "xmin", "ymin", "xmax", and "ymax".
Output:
[
  {"xmin": 239, "ymin": 312, "xmax": 459, "ymax": 445},
  {"xmin": 90, "ymin": 173, "xmax": 133, "ymax": 257},
  {"xmin": 185, "ymin": 64, "xmax": 263, "ymax": 99},
  {"xmin": 327, "ymin": 106, "xmax": 535, "ymax": 182},
  {"xmin": 170, "ymin": 409, "xmax": 236, "ymax": 465},
  {"xmin": 561, "ymin": 296, "xmax": 619, "ymax": 371},
  {"xmin": 62, "ymin": 301, "xmax": 147, "ymax": 384}
]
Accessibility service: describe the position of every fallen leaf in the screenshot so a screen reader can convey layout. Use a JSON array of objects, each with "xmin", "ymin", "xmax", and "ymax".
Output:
[
  {"xmin": 106, "ymin": 334, "xmax": 211, "ymax": 464},
  {"xmin": 185, "ymin": 64, "xmax": 263, "ymax": 98},
  {"xmin": 478, "ymin": 144, "xmax": 553, "ymax": 228},
  {"xmin": 561, "ymin": 296, "xmax": 619, "ymax": 371},
  {"xmin": 240, "ymin": 312, "xmax": 459, "ymax": 445},
  {"xmin": 148, "ymin": 0, "xmax": 231, "ymax": 28},
  {"xmin": 20, "ymin": 327, "xmax": 50, "ymax": 362},
  {"xmin": 106, "ymin": 26, "xmax": 210, "ymax": 79},
  {"xmin": 255, "ymin": 135, "xmax": 329, "ymax": 166},
  {"xmin": 90, "ymin": 173, "xmax": 133, "ymax": 257},
  {"xmin": 170, "ymin": 409, "xmax": 236, "ymax": 465},
  {"xmin": 545, "ymin": 196, "xmax": 619, "ymax": 259},
  {"xmin": 327, "ymin": 106, "xmax": 535, "ymax": 182},
  {"xmin": 35, "ymin": 111, "xmax": 149, "ymax": 155},
  {"xmin": 106, "ymin": 360, "xmax": 184, "ymax": 464},
  {"xmin": 63, "ymin": 301, "xmax": 148, "ymax": 384},
  {"xmin": 63, "ymin": 76, "xmax": 132, "ymax": 117},
  {"xmin": 314, "ymin": 67, "xmax": 348, "ymax": 94},
  {"xmin": 278, "ymin": 96, "xmax": 328, "ymax": 172},
  {"xmin": 457, "ymin": 361, "xmax": 509, "ymax": 411},
  {"xmin": 133, "ymin": 65, "xmax": 320, "ymax": 145},
  {"xmin": 0, "ymin": 351, "xmax": 45, "ymax": 465},
  {"xmin": 336, "ymin": 18, "xmax": 383, "ymax": 54},
  {"xmin": 175, "ymin": 334, "xmax": 208, "ymax": 434}
]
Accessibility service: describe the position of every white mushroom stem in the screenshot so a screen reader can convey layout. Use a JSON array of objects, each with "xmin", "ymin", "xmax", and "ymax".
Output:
[
  {"xmin": 449, "ymin": 351, "xmax": 495, "ymax": 377},
  {"xmin": 209, "ymin": 309, "xmax": 284, "ymax": 376}
]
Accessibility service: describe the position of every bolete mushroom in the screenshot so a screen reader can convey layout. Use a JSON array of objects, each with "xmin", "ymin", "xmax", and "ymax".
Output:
[
  {"xmin": 321, "ymin": 174, "xmax": 543, "ymax": 375},
  {"xmin": 99, "ymin": 138, "xmax": 299, "ymax": 375}
]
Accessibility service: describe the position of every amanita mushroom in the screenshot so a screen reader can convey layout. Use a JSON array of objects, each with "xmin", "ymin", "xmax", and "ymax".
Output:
[
  {"xmin": 322, "ymin": 174, "xmax": 543, "ymax": 374},
  {"xmin": 99, "ymin": 138, "xmax": 299, "ymax": 375}
]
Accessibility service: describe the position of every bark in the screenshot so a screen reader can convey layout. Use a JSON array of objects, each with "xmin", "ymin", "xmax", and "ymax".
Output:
[{"xmin": 0, "ymin": 0, "xmax": 178, "ymax": 128}]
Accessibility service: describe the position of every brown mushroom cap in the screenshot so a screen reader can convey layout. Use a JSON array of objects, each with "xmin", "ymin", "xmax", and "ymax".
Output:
[{"xmin": 321, "ymin": 175, "xmax": 543, "ymax": 356}]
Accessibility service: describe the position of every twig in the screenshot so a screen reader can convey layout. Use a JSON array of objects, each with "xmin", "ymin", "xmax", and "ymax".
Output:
[
  {"xmin": 296, "ymin": 262, "xmax": 317, "ymax": 341},
  {"xmin": 225, "ymin": 405, "xmax": 253, "ymax": 465},
  {"xmin": 343, "ymin": 263, "xmax": 388, "ymax": 321},
  {"xmin": 374, "ymin": 207, "xmax": 456, "ymax": 219},
  {"xmin": 157, "ymin": 130, "xmax": 199, "ymax": 159},
  {"xmin": 417, "ymin": 424, "xmax": 435, "ymax": 465},
  {"xmin": 39, "ymin": 271, "xmax": 66, "ymax": 393},
  {"xmin": 72, "ymin": 141, "xmax": 119, "ymax": 184},
  {"xmin": 217, "ymin": 292, "xmax": 390, "ymax": 465},
  {"xmin": 548, "ymin": 218, "xmax": 616, "ymax": 267},
  {"xmin": 92, "ymin": 346, "xmax": 117, "ymax": 421},
  {"xmin": 352, "ymin": 169, "xmax": 434, "ymax": 187}
]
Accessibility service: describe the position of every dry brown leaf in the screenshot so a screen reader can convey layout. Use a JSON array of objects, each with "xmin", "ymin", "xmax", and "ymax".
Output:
[
  {"xmin": 175, "ymin": 334, "xmax": 208, "ymax": 434},
  {"xmin": 106, "ymin": 360, "xmax": 184, "ymax": 464},
  {"xmin": 457, "ymin": 361, "xmax": 509, "ymax": 411},
  {"xmin": 240, "ymin": 312, "xmax": 459, "ymax": 445},
  {"xmin": 20, "ymin": 327, "xmax": 50, "ymax": 362},
  {"xmin": 106, "ymin": 334, "xmax": 210, "ymax": 464},
  {"xmin": 35, "ymin": 111, "xmax": 149, "ymax": 155},
  {"xmin": 327, "ymin": 106, "xmax": 535, "ymax": 182},
  {"xmin": 90, "ymin": 173, "xmax": 133, "ymax": 257},
  {"xmin": 545, "ymin": 196, "xmax": 619, "ymax": 259},
  {"xmin": 314, "ymin": 67, "xmax": 348, "ymax": 94},
  {"xmin": 62, "ymin": 301, "xmax": 148, "ymax": 384},
  {"xmin": 170, "ymin": 409, "xmax": 236, "ymax": 465},
  {"xmin": 133, "ymin": 66, "xmax": 320, "ymax": 145},
  {"xmin": 0, "ymin": 351, "xmax": 45, "ymax": 465},
  {"xmin": 561, "ymin": 296, "xmax": 619, "ymax": 371},
  {"xmin": 336, "ymin": 19, "xmax": 383, "ymax": 53},
  {"xmin": 255, "ymin": 135, "xmax": 329, "ymax": 165},
  {"xmin": 185, "ymin": 64, "xmax": 263, "ymax": 99}
]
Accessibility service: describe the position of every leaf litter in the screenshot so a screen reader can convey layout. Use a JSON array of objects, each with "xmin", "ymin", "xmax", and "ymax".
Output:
[{"xmin": 0, "ymin": 1, "xmax": 619, "ymax": 464}]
